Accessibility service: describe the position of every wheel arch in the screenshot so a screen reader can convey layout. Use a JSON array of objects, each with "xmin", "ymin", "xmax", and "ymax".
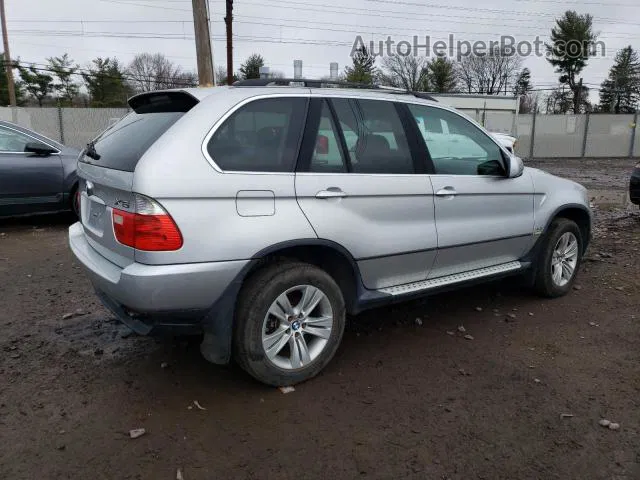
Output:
[
  {"xmin": 249, "ymin": 239, "xmax": 363, "ymax": 314},
  {"xmin": 547, "ymin": 204, "xmax": 591, "ymax": 254}
]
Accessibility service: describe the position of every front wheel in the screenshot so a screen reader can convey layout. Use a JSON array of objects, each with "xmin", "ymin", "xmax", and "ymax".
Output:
[
  {"xmin": 70, "ymin": 186, "xmax": 80, "ymax": 218},
  {"xmin": 534, "ymin": 218, "xmax": 583, "ymax": 298},
  {"xmin": 233, "ymin": 261, "xmax": 346, "ymax": 386}
]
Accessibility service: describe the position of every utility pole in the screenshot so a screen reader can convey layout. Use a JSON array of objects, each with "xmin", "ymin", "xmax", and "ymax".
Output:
[
  {"xmin": 192, "ymin": 0, "xmax": 214, "ymax": 87},
  {"xmin": 0, "ymin": 0, "xmax": 17, "ymax": 109},
  {"xmin": 224, "ymin": 0, "xmax": 233, "ymax": 85}
]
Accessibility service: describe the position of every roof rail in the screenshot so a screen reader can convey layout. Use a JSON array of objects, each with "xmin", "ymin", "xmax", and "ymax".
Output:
[{"xmin": 232, "ymin": 78, "xmax": 438, "ymax": 101}]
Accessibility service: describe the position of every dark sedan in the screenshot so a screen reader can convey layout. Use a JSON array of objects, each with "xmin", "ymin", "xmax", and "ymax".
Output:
[
  {"xmin": 631, "ymin": 163, "xmax": 640, "ymax": 206},
  {"xmin": 0, "ymin": 121, "xmax": 81, "ymax": 218}
]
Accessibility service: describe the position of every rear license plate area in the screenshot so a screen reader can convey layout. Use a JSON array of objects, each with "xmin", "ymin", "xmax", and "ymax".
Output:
[{"xmin": 83, "ymin": 196, "xmax": 107, "ymax": 235}]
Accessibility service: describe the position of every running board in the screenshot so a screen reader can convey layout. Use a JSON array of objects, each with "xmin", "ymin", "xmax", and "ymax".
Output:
[{"xmin": 378, "ymin": 261, "xmax": 523, "ymax": 296}]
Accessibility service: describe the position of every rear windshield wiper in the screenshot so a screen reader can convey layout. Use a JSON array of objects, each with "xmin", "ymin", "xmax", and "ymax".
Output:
[{"xmin": 85, "ymin": 141, "xmax": 101, "ymax": 160}]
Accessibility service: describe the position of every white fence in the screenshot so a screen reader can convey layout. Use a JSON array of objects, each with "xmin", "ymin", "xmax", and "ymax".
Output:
[
  {"xmin": 1, "ymin": 106, "xmax": 639, "ymax": 159},
  {"xmin": 514, "ymin": 112, "xmax": 640, "ymax": 159}
]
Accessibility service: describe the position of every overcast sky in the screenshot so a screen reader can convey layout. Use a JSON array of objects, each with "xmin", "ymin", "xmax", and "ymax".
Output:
[{"xmin": 6, "ymin": 0, "xmax": 640, "ymax": 99}]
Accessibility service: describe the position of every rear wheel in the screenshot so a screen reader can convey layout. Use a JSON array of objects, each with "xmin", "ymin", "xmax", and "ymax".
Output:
[
  {"xmin": 534, "ymin": 218, "xmax": 582, "ymax": 297},
  {"xmin": 234, "ymin": 261, "xmax": 345, "ymax": 386}
]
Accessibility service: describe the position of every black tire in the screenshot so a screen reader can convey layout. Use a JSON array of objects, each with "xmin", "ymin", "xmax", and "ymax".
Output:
[
  {"xmin": 70, "ymin": 185, "xmax": 80, "ymax": 218},
  {"xmin": 233, "ymin": 260, "xmax": 346, "ymax": 386},
  {"xmin": 534, "ymin": 218, "xmax": 583, "ymax": 298}
]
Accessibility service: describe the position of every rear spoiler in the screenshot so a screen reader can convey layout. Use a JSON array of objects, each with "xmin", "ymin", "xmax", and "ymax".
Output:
[{"xmin": 128, "ymin": 91, "xmax": 199, "ymax": 114}]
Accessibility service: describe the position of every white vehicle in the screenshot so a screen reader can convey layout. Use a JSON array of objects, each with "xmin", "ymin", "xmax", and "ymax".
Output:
[{"xmin": 490, "ymin": 132, "xmax": 518, "ymax": 154}]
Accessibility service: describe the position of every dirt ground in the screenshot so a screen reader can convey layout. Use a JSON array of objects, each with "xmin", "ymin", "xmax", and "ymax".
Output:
[{"xmin": 1, "ymin": 158, "xmax": 639, "ymax": 480}]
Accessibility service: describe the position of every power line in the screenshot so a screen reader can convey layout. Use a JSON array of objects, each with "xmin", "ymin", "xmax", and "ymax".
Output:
[
  {"xmin": 514, "ymin": 0, "xmax": 637, "ymax": 7},
  {"xmin": 97, "ymin": 0, "xmax": 190, "ymax": 11},
  {"xmin": 97, "ymin": 0, "xmax": 640, "ymax": 28},
  {"xmin": 14, "ymin": 61, "xmax": 199, "ymax": 87},
  {"xmin": 8, "ymin": 29, "xmax": 630, "ymax": 58},
  {"xmin": 364, "ymin": 0, "xmax": 640, "ymax": 26}
]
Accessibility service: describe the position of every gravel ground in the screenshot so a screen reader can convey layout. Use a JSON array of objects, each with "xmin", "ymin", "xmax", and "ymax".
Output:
[{"xmin": 1, "ymin": 158, "xmax": 639, "ymax": 480}]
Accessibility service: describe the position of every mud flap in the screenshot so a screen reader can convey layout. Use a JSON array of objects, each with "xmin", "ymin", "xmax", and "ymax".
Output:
[{"xmin": 199, "ymin": 261, "xmax": 256, "ymax": 365}]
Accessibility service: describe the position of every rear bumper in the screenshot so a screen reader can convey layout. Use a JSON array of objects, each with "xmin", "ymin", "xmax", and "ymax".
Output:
[
  {"xmin": 68, "ymin": 222, "xmax": 249, "ymax": 332},
  {"xmin": 630, "ymin": 168, "xmax": 640, "ymax": 205}
]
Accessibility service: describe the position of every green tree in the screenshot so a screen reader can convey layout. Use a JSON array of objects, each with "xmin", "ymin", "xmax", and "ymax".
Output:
[
  {"xmin": 344, "ymin": 46, "xmax": 376, "ymax": 84},
  {"xmin": 47, "ymin": 53, "xmax": 80, "ymax": 105},
  {"xmin": 514, "ymin": 68, "xmax": 535, "ymax": 113},
  {"xmin": 0, "ymin": 54, "xmax": 24, "ymax": 106},
  {"xmin": 427, "ymin": 57, "xmax": 457, "ymax": 93},
  {"xmin": 17, "ymin": 64, "xmax": 54, "ymax": 107},
  {"xmin": 82, "ymin": 57, "xmax": 129, "ymax": 107},
  {"xmin": 599, "ymin": 46, "xmax": 640, "ymax": 113},
  {"xmin": 514, "ymin": 68, "xmax": 532, "ymax": 96},
  {"xmin": 546, "ymin": 10, "xmax": 597, "ymax": 113},
  {"xmin": 239, "ymin": 54, "xmax": 264, "ymax": 80}
]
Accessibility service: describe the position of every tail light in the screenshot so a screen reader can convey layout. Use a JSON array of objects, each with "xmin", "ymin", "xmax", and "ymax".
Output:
[{"xmin": 112, "ymin": 194, "xmax": 183, "ymax": 251}]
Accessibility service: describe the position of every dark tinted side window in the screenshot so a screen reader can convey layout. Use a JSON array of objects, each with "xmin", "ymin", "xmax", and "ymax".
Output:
[
  {"xmin": 80, "ymin": 111, "xmax": 184, "ymax": 172},
  {"xmin": 207, "ymin": 97, "xmax": 307, "ymax": 172},
  {"xmin": 332, "ymin": 98, "xmax": 414, "ymax": 174}
]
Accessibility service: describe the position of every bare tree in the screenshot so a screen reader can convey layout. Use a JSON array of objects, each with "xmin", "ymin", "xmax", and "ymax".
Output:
[
  {"xmin": 457, "ymin": 48, "xmax": 522, "ymax": 95},
  {"xmin": 215, "ymin": 65, "xmax": 238, "ymax": 85},
  {"xmin": 127, "ymin": 53, "xmax": 196, "ymax": 93},
  {"xmin": 380, "ymin": 55, "xmax": 429, "ymax": 91}
]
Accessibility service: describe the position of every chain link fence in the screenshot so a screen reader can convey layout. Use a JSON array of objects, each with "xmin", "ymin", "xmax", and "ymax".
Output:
[
  {"xmin": 1, "ymin": 106, "xmax": 639, "ymax": 159},
  {"xmin": 0, "ymin": 106, "xmax": 129, "ymax": 149}
]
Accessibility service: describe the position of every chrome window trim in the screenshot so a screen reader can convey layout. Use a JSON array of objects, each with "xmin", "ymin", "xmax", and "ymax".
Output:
[
  {"xmin": 0, "ymin": 124, "xmax": 61, "ymax": 155},
  {"xmin": 200, "ymin": 91, "xmax": 511, "ymax": 175}
]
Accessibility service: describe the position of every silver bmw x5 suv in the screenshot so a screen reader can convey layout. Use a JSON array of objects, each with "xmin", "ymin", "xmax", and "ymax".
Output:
[{"xmin": 69, "ymin": 79, "xmax": 591, "ymax": 386}]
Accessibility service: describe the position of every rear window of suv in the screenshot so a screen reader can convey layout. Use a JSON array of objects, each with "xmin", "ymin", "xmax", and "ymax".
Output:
[{"xmin": 80, "ymin": 111, "xmax": 184, "ymax": 172}]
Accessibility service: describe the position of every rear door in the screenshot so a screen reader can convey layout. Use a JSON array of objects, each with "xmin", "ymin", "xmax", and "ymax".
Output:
[
  {"xmin": 295, "ymin": 96, "xmax": 437, "ymax": 290},
  {"xmin": 0, "ymin": 125, "xmax": 63, "ymax": 215},
  {"xmin": 406, "ymin": 104, "xmax": 534, "ymax": 278},
  {"xmin": 77, "ymin": 92, "xmax": 197, "ymax": 267}
]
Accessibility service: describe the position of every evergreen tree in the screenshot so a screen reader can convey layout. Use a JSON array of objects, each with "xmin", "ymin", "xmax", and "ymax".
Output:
[
  {"xmin": 599, "ymin": 45, "xmax": 640, "ymax": 113},
  {"xmin": 546, "ymin": 10, "xmax": 597, "ymax": 113},
  {"xmin": 427, "ymin": 57, "xmax": 457, "ymax": 93},
  {"xmin": 17, "ymin": 64, "xmax": 54, "ymax": 107},
  {"xmin": 47, "ymin": 53, "xmax": 80, "ymax": 105},
  {"xmin": 514, "ymin": 68, "xmax": 534, "ymax": 113},
  {"xmin": 239, "ymin": 54, "xmax": 265, "ymax": 80},
  {"xmin": 344, "ymin": 46, "xmax": 376, "ymax": 84},
  {"xmin": 0, "ymin": 54, "xmax": 24, "ymax": 106},
  {"xmin": 82, "ymin": 57, "xmax": 130, "ymax": 107}
]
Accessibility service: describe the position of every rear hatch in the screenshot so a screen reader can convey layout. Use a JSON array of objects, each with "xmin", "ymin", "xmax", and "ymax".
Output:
[{"xmin": 77, "ymin": 91, "xmax": 198, "ymax": 267}]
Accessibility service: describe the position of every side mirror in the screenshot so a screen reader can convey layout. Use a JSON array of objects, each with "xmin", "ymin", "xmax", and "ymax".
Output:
[
  {"xmin": 506, "ymin": 153, "xmax": 524, "ymax": 178},
  {"xmin": 315, "ymin": 135, "xmax": 329, "ymax": 155},
  {"xmin": 25, "ymin": 142, "xmax": 58, "ymax": 156}
]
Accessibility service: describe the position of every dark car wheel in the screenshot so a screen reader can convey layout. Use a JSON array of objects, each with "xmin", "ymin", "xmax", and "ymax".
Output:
[{"xmin": 233, "ymin": 260, "xmax": 346, "ymax": 387}]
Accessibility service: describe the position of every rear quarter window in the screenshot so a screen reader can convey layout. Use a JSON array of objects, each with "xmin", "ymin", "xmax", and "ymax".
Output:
[{"xmin": 206, "ymin": 97, "xmax": 307, "ymax": 172}]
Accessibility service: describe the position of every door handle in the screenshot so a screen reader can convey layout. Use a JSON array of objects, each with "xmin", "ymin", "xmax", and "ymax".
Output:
[
  {"xmin": 435, "ymin": 186, "xmax": 457, "ymax": 197},
  {"xmin": 316, "ymin": 188, "xmax": 347, "ymax": 199}
]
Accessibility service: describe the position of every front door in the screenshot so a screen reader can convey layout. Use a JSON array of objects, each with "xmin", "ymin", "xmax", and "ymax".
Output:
[
  {"xmin": 0, "ymin": 126, "xmax": 63, "ymax": 215},
  {"xmin": 295, "ymin": 96, "xmax": 437, "ymax": 290},
  {"xmin": 406, "ymin": 104, "xmax": 535, "ymax": 279}
]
